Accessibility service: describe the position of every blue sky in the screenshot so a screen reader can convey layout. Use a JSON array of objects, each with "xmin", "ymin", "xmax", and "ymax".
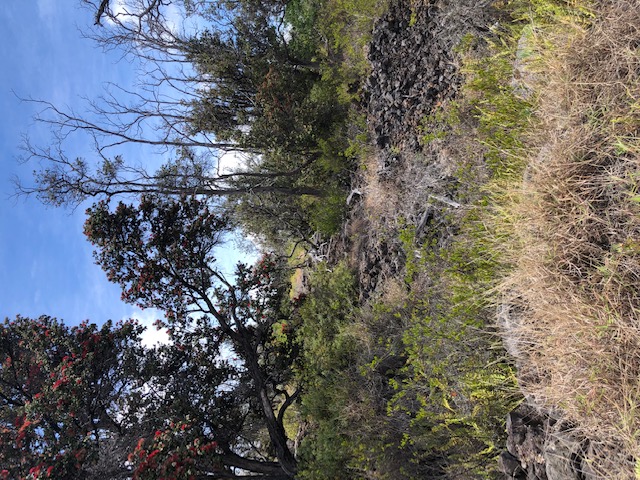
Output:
[{"xmin": 0, "ymin": 1, "xmax": 247, "ymax": 337}]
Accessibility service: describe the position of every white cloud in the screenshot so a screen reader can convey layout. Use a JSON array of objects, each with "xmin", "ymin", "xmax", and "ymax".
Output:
[
  {"xmin": 218, "ymin": 150, "xmax": 246, "ymax": 175},
  {"xmin": 105, "ymin": 0, "xmax": 130, "ymax": 25},
  {"xmin": 128, "ymin": 308, "xmax": 170, "ymax": 347},
  {"xmin": 163, "ymin": 3, "xmax": 182, "ymax": 34},
  {"xmin": 105, "ymin": 0, "xmax": 183, "ymax": 34}
]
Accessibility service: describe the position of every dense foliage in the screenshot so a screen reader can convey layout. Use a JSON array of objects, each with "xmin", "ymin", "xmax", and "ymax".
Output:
[
  {"xmin": 85, "ymin": 194, "xmax": 301, "ymax": 478},
  {"xmin": 19, "ymin": 0, "xmax": 354, "ymax": 246},
  {"xmin": 0, "ymin": 316, "xmax": 147, "ymax": 479},
  {"xmin": 5, "ymin": 0, "xmax": 558, "ymax": 478}
]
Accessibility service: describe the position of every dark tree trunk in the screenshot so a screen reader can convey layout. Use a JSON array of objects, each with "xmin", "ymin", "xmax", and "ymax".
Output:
[{"xmin": 236, "ymin": 333, "xmax": 298, "ymax": 478}]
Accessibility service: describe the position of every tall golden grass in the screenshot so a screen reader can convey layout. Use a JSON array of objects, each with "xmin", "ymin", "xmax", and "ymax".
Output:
[{"xmin": 503, "ymin": 0, "xmax": 640, "ymax": 476}]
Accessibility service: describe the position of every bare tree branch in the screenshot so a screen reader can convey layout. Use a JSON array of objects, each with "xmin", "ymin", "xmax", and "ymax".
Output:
[{"xmin": 94, "ymin": 0, "xmax": 110, "ymax": 25}]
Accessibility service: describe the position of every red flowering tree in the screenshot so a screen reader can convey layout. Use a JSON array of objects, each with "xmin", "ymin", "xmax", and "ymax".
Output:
[
  {"xmin": 0, "ymin": 316, "xmax": 147, "ymax": 479},
  {"xmin": 84, "ymin": 195, "xmax": 300, "ymax": 478},
  {"xmin": 0, "ymin": 309, "xmax": 299, "ymax": 479}
]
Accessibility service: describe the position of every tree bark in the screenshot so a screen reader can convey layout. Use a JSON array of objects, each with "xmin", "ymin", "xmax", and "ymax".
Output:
[
  {"xmin": 235, "ymin": 333, "xmax": 297, "ymax": 478},
  {"xmin": 218, "ymin": 451, "xmax": 291, "ymax": 478}
]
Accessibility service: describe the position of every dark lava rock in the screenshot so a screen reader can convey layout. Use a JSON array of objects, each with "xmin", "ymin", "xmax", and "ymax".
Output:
[
  {"xmin": 365, "ymin": 0, "xmax": 496, "ymax": 155},
  {"xmin": 501, "ymin": 404, "xmax": 594, "ymax": 480},
  {"xmin": 499, "ymin": 451, "xmax": 525, "ymax": 479}
]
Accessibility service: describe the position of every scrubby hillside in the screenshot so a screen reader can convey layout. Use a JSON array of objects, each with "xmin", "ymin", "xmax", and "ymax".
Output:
[
  {"xmin": 293, "ymin": 0, "xmax": 640, "ymax": 478},
  {"xmin": 11, "ymin": 0, "xmax": 640, "ymax": 478}
]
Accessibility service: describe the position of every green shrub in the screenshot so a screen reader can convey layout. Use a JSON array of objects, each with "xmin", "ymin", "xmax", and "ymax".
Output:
[{"xmin": 296, "ymin": 263, "xmax": 361, "ymax": 479}]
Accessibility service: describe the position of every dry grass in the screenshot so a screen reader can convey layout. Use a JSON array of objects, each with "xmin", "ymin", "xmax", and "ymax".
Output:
[
  {"xmin": 502, "ymin": 0, "xmax": 640, "ymax": 476},
  {"xmin": 340, "ymin": 146, "xmax": 469, "ymax": 296},
  {"xmin": 360, "ymin": 152, "xmax": 399, "ymax": 218}
]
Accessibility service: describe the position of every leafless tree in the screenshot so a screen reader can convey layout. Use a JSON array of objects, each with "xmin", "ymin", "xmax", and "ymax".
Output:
[{"xmin": 16, "ymin": 0, "xmax": 320, "ymax": 208}]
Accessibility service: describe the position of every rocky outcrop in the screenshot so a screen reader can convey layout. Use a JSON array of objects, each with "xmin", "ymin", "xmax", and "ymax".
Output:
[
  {"xmin": 500, "ymin": 404, "xmax": 598, "ymax": 479},
  {"xmin": 365, "ymin": 0, "xmax": 496, "ymax": 154},
  {"xmin": 498, "ymin": 302, "xmax": 597, "ymax": 479},
  {"xmin": 340, "ymin": 0, "xmax": 500, "ymax": 298}
]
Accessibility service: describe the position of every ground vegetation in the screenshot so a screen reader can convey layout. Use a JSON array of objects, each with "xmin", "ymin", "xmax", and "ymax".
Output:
[{"xmin": 7, "ymin": 0, "xmax": 640, "ymax": 478}]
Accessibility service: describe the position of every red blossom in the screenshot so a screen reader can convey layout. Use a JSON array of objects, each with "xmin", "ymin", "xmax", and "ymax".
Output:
[
  {"xmin": 201, "ymin": 441, "xmax": 218, "ymax": 453},
  {"xmin": 19, "ymin": 419, "xmax": 32, "ymax": 432},
  {"xmin": 14, "ymin": 415, "xmax": 25, "ymax": 428},
  {"xmin": 52, "ymin": 378, "xmax": 66, "ymax": 390}
]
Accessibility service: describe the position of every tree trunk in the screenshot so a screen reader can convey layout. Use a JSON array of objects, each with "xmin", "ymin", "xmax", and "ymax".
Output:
[
  {"xmin": 236, "ymin": 334, "xmax": 298, "ymax": 478},
  {"xmin": 218, "ymin": 451, "xmax": 291, "ymax": 478}
]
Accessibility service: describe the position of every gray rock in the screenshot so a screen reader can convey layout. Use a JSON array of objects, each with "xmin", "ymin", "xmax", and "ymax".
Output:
[
  {"xmin": 504, "ymin": 405, "xmax": 547, "ymax": 479},
  {"xmin": 500, "ymin": 450, "xmax": 525, "ymax": 478},
  {"xmin": 543, "ymin": 433, "xmax": 583, "ymax": 480},
  {"xmin": 501, "ymin": 403, "xmax": 594, "ymax": 480}
]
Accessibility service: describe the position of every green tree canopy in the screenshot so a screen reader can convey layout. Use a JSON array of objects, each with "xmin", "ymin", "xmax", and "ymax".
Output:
[
  {"xmin": 1, "ymin": 196, "xmax": 302, "ymax": 479},
  {"xmin": 84, "ymin": 194, "xmax": 301, "ymax": 477},
  {"xmin": 18, "ymin": 0, "xmax": 330, "ymax": 209}
]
